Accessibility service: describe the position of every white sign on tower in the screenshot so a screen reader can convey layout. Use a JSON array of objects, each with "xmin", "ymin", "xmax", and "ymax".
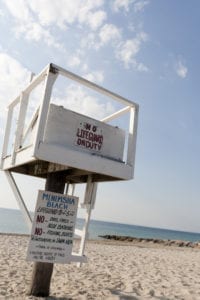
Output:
[{"xmin": 26, "ymin": 190, "xmax": 78, "ymax": 264}]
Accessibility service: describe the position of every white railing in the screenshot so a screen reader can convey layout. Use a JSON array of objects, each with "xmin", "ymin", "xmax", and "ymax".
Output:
[{"xmin": 1, "ymin": 63, "xmax": 139, "ymax": 171}]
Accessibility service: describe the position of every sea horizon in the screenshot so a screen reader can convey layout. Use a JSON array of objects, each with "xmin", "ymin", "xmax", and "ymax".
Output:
[{"xmin": 1, "ymin": 206, "xmax": 200, "ymax": 242}]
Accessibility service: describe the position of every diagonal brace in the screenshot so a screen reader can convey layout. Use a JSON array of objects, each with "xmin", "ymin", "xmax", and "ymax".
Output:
[{"xmin": 5, "ymin": 171, "xmax": 32, "ymax": 230}]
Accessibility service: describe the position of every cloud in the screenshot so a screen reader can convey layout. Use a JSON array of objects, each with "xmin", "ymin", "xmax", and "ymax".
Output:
[
  {"xmin": 3, "ymin": 0, "xmax": 63, "ymax": 49},
  {"xmin": 99, "ymin": 23, "xmax": 121, "ymax": 45},
  {"xmin": 3, "ymin": 0, "xmax": 30, "ymax": 22},
  {"xmin": 29, "ymin": 0, "xmax": 106, "ymax": 30},
  {"xmin": 0, "ymin": 53, "xmax": 30, "ymax": 103},
  {"xmin": 3, "ymin": 0, "xmax": 106, "ymax": 50},
  {"xmin": 136, "ymin": 62, "xmax": 149, "ymax": 72},
  {"xmin": 134, "ymin": 0, "xmax": 149, "ymax": 12},
  {"xmin": 80, "ymin": 32, "xmax": 97, "ymax": 50},
  {"xmin": 2, "ymin": 0, "xmax": 148, "ymax": 74},
  {"xmin": 0, "ymin": 52, "xmax": 30, "ymax": 129},
  {"xmin": 84, "ymin": 10, "xmax": 106, "ymax": 30},
  {"xmin": 113, "ymin": 0, "xmax": 149, "ymax": 13},
  {"xmin": 0, "ymin": 9, "xmax": 5, "ymax": 17},
  {"xmin": 116, "ymin": 32, "xmax": 148, "ymax": 70},
  {"xmin": 83, "ymin": 70, "xmax": 104, "ymax": 84},
  {"xmin": 16, "ymin": 21, "xmax": 63, "ymax": 49},
  {"xmin": 113, "ymin": 0, "xmax": 133, "ymax": 12},
  {"xmin": 81, "ymin": 63, "xmax": 89, "ymax": 72},
  {"xmin": 80, "ymin": 25, "xmax": 148, "ymax": 71},
  {"xmin": 30, "ymin": 0, "xmax": 106, "ymax": 30},
  {"xmin": 67, "ymin": 55, "xmax": 81, "ymax": 68},
  {"xmin": 175, "ymin": 59, "xmax": 188, "ymax": 79},
  {"xmin": 80, "ymin": 23, "xmax": 121, "ymax": 51}
]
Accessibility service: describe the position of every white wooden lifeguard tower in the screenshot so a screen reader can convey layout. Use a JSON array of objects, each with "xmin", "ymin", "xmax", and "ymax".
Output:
[{"xmin": 0, "ymin": 63, "xmax": 139, "ymax": 264}]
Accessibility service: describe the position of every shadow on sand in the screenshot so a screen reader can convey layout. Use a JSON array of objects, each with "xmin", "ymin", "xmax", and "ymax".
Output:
[
  {"xmin": 43, "ymin": 297, "xmax": 72, "ymax": 300},
  {"xmin": 109, "ymin": 288, "xmax": 171, "ymax": 300}
]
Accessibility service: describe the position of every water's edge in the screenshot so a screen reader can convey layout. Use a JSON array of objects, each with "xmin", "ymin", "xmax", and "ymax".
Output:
[{"xmin": 1, "ymin": 207, "xmax": 200, "ymax": 242}]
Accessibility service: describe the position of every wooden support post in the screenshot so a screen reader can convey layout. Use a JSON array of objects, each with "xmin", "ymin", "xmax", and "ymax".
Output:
[{"xmin": 28, "ymin": 171, "xmax": 66, "ymax": 297}]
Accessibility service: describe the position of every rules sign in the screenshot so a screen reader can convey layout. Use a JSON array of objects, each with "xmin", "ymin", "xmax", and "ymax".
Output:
[{"xmin": 26, "ymin": 190, "xmax": 78, "ymax": 264}]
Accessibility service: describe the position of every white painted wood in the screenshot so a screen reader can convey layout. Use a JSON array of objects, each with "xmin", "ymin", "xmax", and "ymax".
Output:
[
  {"xmin": 10, "ymin": 59, "xmax": 137, "ymax": 115},
  {"xmin": 127, "ymin": 106, "xmax": 139, "ymax": 171},
  {"xmin": 84, "ymin": 176, "xmax": 97, "ymax": 209},
  {"xmin": 11, "ymin": 92, "xmax": 29, "ymax": 165},
  {"xmin": 77, "ymin": 203, "xmax": 93, "ymax": 267},
  {"xmin": 30, "ymin": 72, "xmax": 35, "ymax": 82},
  {"xmin": 33, "ymin": 68, "xmax": 58, "ymax": 154},
  {"xmin": 7, "ymin": 95, "xmax": 20, "ymax": 109},
  {"xmin": 21, "ymin": 106, "xmax": 39, "ymax": 146},
  {"xmin": 1, "ymin": 107, "xmax": 13, "ymax": 166},
  {"xmin": 7, "ymin": 65, "xmax": 47, "ymax": 110},
  {"xmin": 43, "ymin": 104, "xmax": 125, "ymax": 162},
  {"xmin": 71, "ymin": 184, "xmax": 75, "ymax": 195},
  {"xmin": 75, "ymin": 228, "xmax": 84, "ymax": 237},
  {"xmin": 1, "ymin": 63, "xmax": 138, "ymax": 182},
  {"xmin": 36, "ymin": 142, "xmax": 132, "ymax": 180},
  {"xmin": 70, "ymin": 253, "xmax": 87, "ymax": 263},
  {"xmin": 5, "ymin": 171, "xmax": 32, "ymax": 230},
  {"xmin": 90, "ymin": 183, "xmax": 97, "ymax": 209},
  {"xmin": 65, "ymin": 183, "xmax": 75, "ymax": 196},
  {"xmin": 84, "ymin": 175, "xmax": 93, "ymax": 204},
  {"xmin": 101, "ymin": 106, "xmax": 131, "ymax": 123},
  {"xmin": 2, "ymin": 146, "xmax": 35, "ymax": 170},
  {"xmin": 23, "ymin": 65, "xmax": 47, "ymax": 95},
  {"xmin": 65, "ymin": 183, "xmax": 70, "ymax": 194}
]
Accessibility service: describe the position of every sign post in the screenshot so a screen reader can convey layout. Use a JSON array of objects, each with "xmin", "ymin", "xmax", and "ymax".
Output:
[{"xmin": 28, "ymin": 171, "xmax": 67, "ymax": 297}]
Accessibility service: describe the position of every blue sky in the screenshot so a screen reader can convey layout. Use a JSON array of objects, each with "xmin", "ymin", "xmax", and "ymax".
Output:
[{"xmin": 0, "ymin": 0, "xmax": 200, "ymax": 233}]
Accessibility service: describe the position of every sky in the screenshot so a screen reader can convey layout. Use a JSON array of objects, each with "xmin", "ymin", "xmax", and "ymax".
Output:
[{"xmin": 0, "ymin": 0, "xmax": 200, "ymax": 233}]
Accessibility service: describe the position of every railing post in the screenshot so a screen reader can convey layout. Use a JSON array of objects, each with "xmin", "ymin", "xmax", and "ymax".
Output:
[
  {"xmin": 77, "ymin": 175, "xmax": 97, "ymax": 267},
  {"xmin": 1, "ymin": 107, "xmax": 13, "ymax": 167},
  {"xmin": 11, "ymin": 92, "xmax": 29, "ymax": 165},
  {"xmin": 127, "ymin": 105, "xmax": 139, "ymax": 172},
  {"xmin": 33, "ymin": 65, "xmax": 58, "ymax": 155}
]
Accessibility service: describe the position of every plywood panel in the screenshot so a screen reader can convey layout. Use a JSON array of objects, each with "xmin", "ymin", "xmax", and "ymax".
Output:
[{"xmin": 44, "ymin": 104, "xmax": 125, "ymax": 162}]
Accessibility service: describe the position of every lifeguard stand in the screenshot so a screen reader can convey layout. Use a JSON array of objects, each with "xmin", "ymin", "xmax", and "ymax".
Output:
[{"xmin": 1, "ymin": 63, "xmax": 139, "ymax": 264}]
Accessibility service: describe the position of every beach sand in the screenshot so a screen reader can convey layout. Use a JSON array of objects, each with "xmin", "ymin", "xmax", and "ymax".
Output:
[{"xmin": 1, "ymin": 234, "xmax": 200, "ymax": 300}]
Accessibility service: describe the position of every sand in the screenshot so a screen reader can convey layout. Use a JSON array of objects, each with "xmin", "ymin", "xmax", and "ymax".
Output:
[{"xmin": 1, "ymin": 234, "xmax": 200, "ymax": 300}]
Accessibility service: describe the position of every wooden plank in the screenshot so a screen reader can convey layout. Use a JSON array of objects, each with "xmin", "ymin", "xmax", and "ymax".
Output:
[
  {"xmin": 44, "ymin": 104, "xmax": 125, "ymax": 162},
  {"xmin": 36, "ymin": 142, "xmax": 132, "ymax": 180}
]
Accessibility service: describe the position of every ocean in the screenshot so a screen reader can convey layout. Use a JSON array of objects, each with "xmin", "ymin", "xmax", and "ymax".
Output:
[{"xmin": 1, "ymin": 207, "xmax": 200, "ymax": 242}]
